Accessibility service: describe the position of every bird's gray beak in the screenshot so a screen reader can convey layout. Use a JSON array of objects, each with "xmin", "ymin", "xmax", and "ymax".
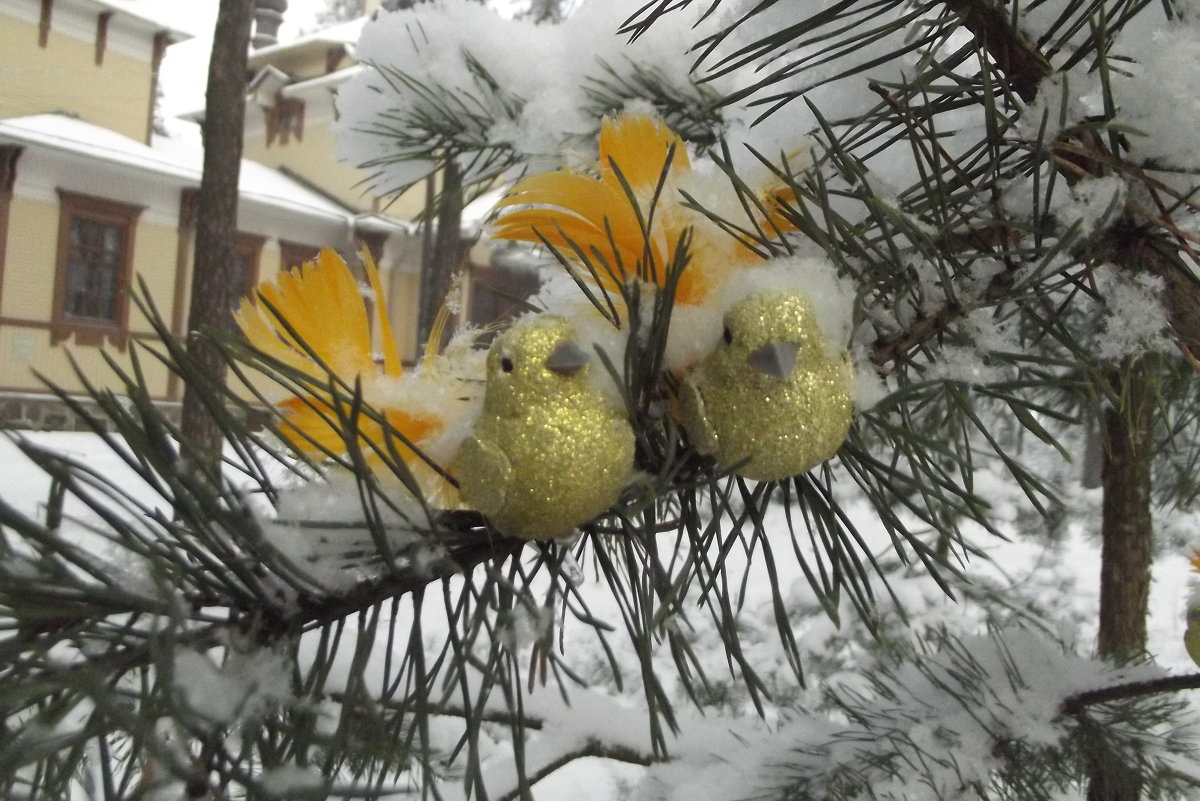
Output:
[
  {"xmin": 747, "ymin": 341, "xmax": 799, "ymax": 380},
  {"xmin": 546, "ymin": 341, "xmax": 590, "ymax": 376}
]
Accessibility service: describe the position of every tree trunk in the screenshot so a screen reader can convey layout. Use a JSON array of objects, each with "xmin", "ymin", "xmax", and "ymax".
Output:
[
  {"xmin": 1088, "ymin": 361, "xmax": 1155, "ymax": 801},
  {"xmin": 179, "ymin": 0, "xmax": 254, "ymax": 477},
  {"xmin": 417, "ymin": 160, "xmax": 465, "ymax": 348},
  {"xmin": 1097, "ymin": 369, "xmax": 1154, "ymax": 661}
]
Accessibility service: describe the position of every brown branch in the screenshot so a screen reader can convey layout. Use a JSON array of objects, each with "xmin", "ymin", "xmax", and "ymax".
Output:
[
  {"xmin": 288, "ymin": 523, "xmax": 527, "ymax": 633},
  {"xmin": 494, "ymin": 740, "xmax": 657, "ymax": 801},
  {"xmin": 863, "ymin": 1, "xmax": 1200, "ymax": 367},
  {"xmin": 7, "ymin": 518, "xmax": 528, "ymax": 695},
  {"xmin": 1060, "ymin": 672, "xmax": 1200, "ymax": 717},
  {"xmin": 942, "ymin": 0, "xmax": 1052, "ymax": 103},
  {"xmin": 870, "ymin": 306, "xmax": 959, "ymax": 367},
  {"xmin": 327, "ymin": 693, "xmax": 547, "ymax": 731}
]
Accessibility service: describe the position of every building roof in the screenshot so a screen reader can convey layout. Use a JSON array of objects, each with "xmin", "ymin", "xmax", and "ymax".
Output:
[
  {"xmin": 79, "ymin": 0, "xmax": 198, "ymax": 41},
  {"xmin": 281, "ymin": 65, "xmax": 362, "ymax": 99},
  {"xmin": 463, "ymin": 185, "xmax": 507, "ymax": 234},
  {"xmin": 0, "ymin": 113, "xmax": 355, "ymax": 223},
  {"xmin": 247, "ymin": 18, "xmax": 366, "ymax": 70}
]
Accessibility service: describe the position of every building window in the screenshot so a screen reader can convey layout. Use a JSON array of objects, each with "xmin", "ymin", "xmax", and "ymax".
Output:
[
  {"xmin": 53, "ymin": 191, "xmax": 142, "ymax": 346},
  {"xmin": 0, "ymin": 146, "xmax": 22, "ymax": 303},
  {"xmin": 279, "ymin": 240, "xmax": 320, "ymax": 273},
  {"xmin": 466, "ymin": 261, "xmax": 540, "ymax": 343},
  {"xmin": 231, "ymin": 233, "xmax": 265, "ymax": 308},
  {"xmin": 266, "ymin": 98, "xmax": 305, "ymax": 147}
]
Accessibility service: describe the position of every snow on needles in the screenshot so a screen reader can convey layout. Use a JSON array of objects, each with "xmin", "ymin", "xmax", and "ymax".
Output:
[
  {"xmin": 337, "ymin": 0, "xmax": 729, "ymax": 186},
  {"xmin": 1117, "ymin": 18, "xmax": 1200, "ymax": 169},
  {"xmin": 636, "ymin": 628, "xmax": 1186, "ymax": 801},
  {"xmin": 335, "ymin": 0, "xmax": 886, "ymax": 193},
  {"xmin": 173, "ymin": 645, "xmax": 292, "ymax": 728},
  {"xmin": 1093, "ymin": 264, "xmax": 1172, "ymax": 361}
]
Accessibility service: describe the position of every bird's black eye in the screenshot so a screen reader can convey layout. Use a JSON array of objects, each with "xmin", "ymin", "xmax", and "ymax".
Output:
[
  {"xmin": 722, "ymin": 326, "xmax": 733, "ymax": 345},
  {"xmin": 500, "ymin": 355, "xmax": 514, "ymax": 373}
]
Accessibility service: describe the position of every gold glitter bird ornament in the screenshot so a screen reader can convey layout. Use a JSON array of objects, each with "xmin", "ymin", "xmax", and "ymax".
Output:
[
  {"xmin": 677, "ymin": 286, "xmax": 854, "ymax": 481},
  {"xmin": 1186, "ymin": 614, "xmax": 1200, "ymax": 668},
  {"xmin": 1185, "ymin": 551, "xmax": 1200, "ymax": 667},
  {"xmin": 454, "ymin": 315, "xmax": 635, "ymax": 539}
]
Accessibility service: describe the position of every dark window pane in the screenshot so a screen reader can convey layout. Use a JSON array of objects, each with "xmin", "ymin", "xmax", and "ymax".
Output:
[
  {"xmin": 232, "ymin": 252, "xmax": 250, "ymax": 308},
  {"xmin": 64, "ymin": 215, "xmax": 124, "ymax": 322},
  {"xmin": 65, "ymin": 255, "xmax": 88, "ymax": 316}
]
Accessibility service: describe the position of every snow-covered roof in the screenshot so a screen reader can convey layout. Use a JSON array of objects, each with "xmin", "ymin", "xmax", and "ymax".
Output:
[
  {"xmin": 0, "ymin": 114, "xmax": 355, "ymax": 224},
  {"xmin": 353, "ymin": 211, "xmax": 416, "ymax": 235},
  {"xmin": 247, "ymin": 18, "xmax": 366, "ymax": 69},
  {"xmin": 2, "ymin": 114, "xmax": 195, "ymax": 180},
  {"xmin": 462, "ymin": 185, "xmax": 507, "ymax": 234},
  {"xmin": 78, "ymin": 0, "xmax": 197, "ymax": 40},
  {"xmin": 281, "ymin": 66, "xmax": 362, "ymax": 99}
]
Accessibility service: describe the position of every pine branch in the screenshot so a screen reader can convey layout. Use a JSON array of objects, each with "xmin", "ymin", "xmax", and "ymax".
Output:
[
  {"xmin": 942, "ymin": 0, "xmax": 1052, "ymax": 102},
  {"xmin": 1061, "ymin": 672, "xmax": 1200, "ymax": 716},
  {"xmin": 869, "ymin": 303, "xmax": 962, "ymax": 366},
  {"xmin": 945, "ymin": 0, "xmax": 1200, "ymax": 354},
  {"xmin": 292, "ymin": 525, "xmax": 528, "ymax": 633},
  {"xmin": 493, "ymin": 742, "xmax": 655, "ymax": 801}
]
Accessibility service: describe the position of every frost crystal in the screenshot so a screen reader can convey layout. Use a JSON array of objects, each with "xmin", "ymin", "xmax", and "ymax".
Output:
[{"xmin": 1094, "ymin": 265, "xmax": 1171, "ymax": 361}]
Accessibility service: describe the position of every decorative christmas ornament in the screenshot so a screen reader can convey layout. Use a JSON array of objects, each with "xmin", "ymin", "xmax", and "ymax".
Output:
[
  {"xmin": 1185, "ymin": 551, "xmax": 1200, "ymax": 668},
  {"xmin": 235, "ymin": 247, "xmax": 482, "ymax": 503},
  {"xmin": 676, "ymin": 287, "xmax": 854, "ymax": 481},
  {"xmin": 491, "ymin": 110, "xmax": 799, "ymax": 315},
  {"xmin": 455, "ymin": 315, "xmax": 635, "ymax": 539},
  {"xmin": 1185, "ymin": 615, "xmax": 1200, "ymax": 668}
]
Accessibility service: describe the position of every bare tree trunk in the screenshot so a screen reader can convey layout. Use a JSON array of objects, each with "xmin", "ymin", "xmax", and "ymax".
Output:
[
  {"xmin": 417, "ymin": 160, "xmax": 465, "ymax": 348},
  {"xmin": 180, "ymin": 0, "xmax": 254, "ymax": 477},
  {"xmin": 1087, "ymin": 361, "xmax": 1155, "ymax": 801},
  {"xmin": 1097, "ymin": 369, "xmax": 1155, "ymax": 661}
]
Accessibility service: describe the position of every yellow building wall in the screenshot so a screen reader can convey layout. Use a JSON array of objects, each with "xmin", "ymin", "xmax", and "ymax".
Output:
[
  {"xmin": 244, "ymin": 120, "xmax": 367, "ymax": 212},
  {"xmin": 1, "ymin": 196, "xmax": 177, "ymax": 398},
  {"xmin": 388, "ymin": 269, "xmax": 421, "ymax": 364},
  {"xmin": 0, "ymin": 13, "xmax": 154, "ymax": 143},
  {"xmin": 128, "ymin": 221, "xmax": 177, "ymax": 333},
  {"xmin": 1, "ymin": 195, "xmax": 57, "ymax": 321},
  {"xmin": 243, "ymin": 118, "xmax": 429, "ymax": 220}
]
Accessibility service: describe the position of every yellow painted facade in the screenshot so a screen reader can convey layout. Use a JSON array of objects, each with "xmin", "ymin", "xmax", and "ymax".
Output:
[
  {"xmin": 0, "ymin": 192, "xmax": 296, "ymax": 400},
  {"xmin": 0, "ymin": 13, "xmax": 155, "ymax": 144},
  {"xmin": 245, "ymin": 119, "xmax": 429, "ymax": 220},
  {"xmin": 389, "ymin": 267, "xmax": 422, "ymax": 364},
  {"xmin": 244, "ymin": 120, "xmax": 368, "ymax": 211},
  {"xmin": 0, "ymin": 195, "xmax": 181, "ymax": 397},
  {"xmin": 0, "ymin": 4, "xmax": 437, "ymax": 423},
  {"xmin": 1, "ymin": 195, "xmax": 57, "ymax": 321},
  {"xmin": 129, "ymin": 220, "xmax": 179, "ymax": 331}
]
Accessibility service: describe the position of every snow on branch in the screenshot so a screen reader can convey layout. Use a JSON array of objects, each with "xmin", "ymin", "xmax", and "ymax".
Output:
[{"xmin": 637, "ymin": 628, "xmax": 1199, "ymax": 801}]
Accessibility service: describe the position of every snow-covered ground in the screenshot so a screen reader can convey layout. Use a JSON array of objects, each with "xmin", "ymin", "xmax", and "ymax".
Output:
[{"xmin": 4, "ymin": 428, "xmax": 1199, "ymax": 799}]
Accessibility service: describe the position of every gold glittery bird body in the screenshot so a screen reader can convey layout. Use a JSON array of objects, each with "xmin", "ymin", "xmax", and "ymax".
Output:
[
  {"xmin": 455, "ymin": 315, "xmax": 635, "ymax": 539},
  {"xmin": 677, "ymin": 289, "xmax": 853, "ymax": 481}
]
